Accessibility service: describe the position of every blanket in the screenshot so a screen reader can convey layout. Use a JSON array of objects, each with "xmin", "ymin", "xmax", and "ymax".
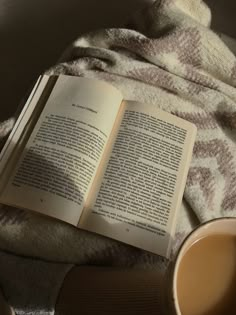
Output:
[{"xmin": 0, "ymin": 0, "xmax": 236, "ymax": 314}]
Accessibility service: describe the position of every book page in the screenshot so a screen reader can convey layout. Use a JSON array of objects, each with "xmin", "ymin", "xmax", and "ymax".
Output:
[
  {"xmin": 0, "ymin": 75, "xmax": 56, "ymax": 191},
  {"xmin": 0, "ymin": 75, "xmax": 123, "ymax": 225},
  {"xmin": 0, "ymin": 75, "xmax": 48, "ymax": 175},
  {"xmin": 80, "ymin": 101, "xmax": 196, "ymax": 257}
]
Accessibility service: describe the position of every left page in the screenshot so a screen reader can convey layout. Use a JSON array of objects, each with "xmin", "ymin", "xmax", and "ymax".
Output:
[
  {"xmin": 0, "ymin": 75, "xmax": 54, "ymax": 187},
  {"xmin": 0, "ymin": 75, "xmax": 123, "ymax": 225}
]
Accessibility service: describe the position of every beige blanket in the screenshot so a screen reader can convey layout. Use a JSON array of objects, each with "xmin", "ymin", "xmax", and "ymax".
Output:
[{"xmin": 0, "ymin": 0, "xmax": 236, "ymax": 313}]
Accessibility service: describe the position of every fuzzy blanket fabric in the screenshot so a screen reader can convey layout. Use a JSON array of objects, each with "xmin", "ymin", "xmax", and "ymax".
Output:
[{"xmin": 1, "ymin": 0, "xmax": 236, "ymax": 314}]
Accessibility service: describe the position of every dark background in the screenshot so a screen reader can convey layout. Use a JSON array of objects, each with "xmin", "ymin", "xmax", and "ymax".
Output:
[{"xmin": 0, "ymin": 0, "xmax": 235, "ymax": 121}]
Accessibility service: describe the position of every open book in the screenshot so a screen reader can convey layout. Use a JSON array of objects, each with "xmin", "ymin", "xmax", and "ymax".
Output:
[{"xmin": 0, "ymin": 75, "xmax": 196, "ymax": 257}]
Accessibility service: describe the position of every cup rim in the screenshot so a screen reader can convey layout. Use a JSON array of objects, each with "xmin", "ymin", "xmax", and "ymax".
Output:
[{"xmin": 172, "ymin": 217, "xmax": 236, "ymax": 315}]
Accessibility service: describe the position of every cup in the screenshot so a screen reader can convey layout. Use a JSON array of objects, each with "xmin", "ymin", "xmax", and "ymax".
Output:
[{"xmin": 165, "ymin": 217, "xmax": 236, "ymax": 315}]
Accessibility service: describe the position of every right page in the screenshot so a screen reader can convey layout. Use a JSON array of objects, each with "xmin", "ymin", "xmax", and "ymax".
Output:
[{"xmin": 80, "ymin": 101, "xmax": 197, "ymax": 257}]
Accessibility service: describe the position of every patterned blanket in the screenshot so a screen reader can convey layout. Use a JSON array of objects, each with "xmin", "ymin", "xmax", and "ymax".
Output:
[{"xmin": 0, "ymin": 0, "xmax": 236, "ymax": 314}]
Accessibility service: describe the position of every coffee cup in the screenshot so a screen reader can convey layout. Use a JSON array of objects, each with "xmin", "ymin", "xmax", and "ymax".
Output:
[{"xmin": 165, "ymin": 217, "xmax": 236, "ymax": 315}]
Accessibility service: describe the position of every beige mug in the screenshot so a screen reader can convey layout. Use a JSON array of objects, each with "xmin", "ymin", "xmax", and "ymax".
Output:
[{"xmin": 164, "ymin": 217, "xmax": 236, "ymax": 315}]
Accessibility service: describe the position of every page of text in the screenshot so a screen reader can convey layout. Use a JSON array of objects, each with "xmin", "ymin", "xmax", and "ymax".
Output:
[
  {"xmin": 1, "ymin": 76, "xmax": 123, "ymax": 225},
  {"xmin": 0, "ymin": 75, "xmax": 50, "ymax": 192},
  {"xmin": 80, "ymin": 101, "xmax": 196, "ymax": 256}
]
